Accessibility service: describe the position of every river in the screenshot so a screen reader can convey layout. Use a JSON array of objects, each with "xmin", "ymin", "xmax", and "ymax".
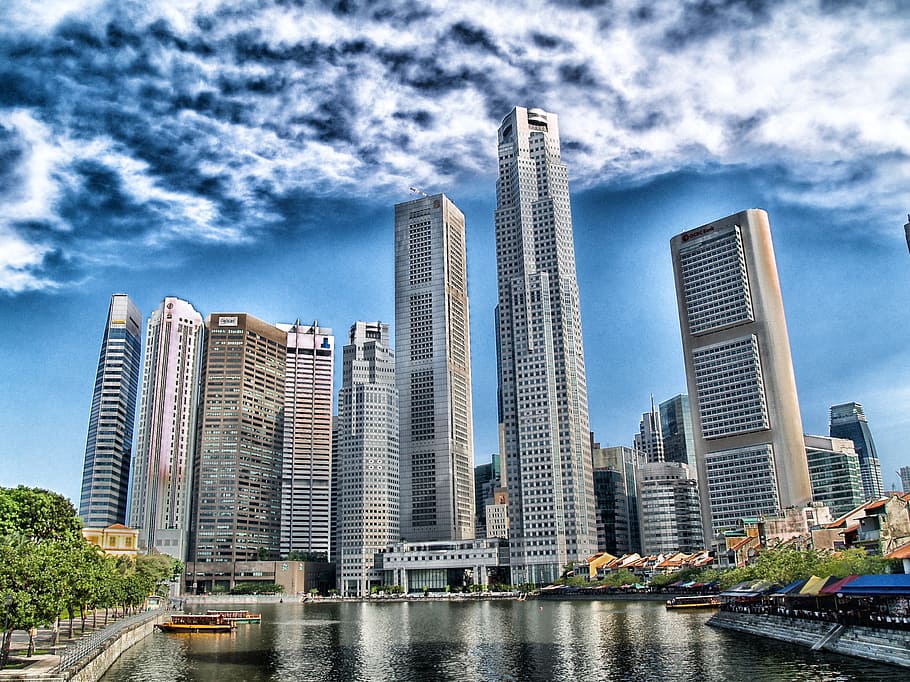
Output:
[{"xmin": 101, "ymin": 600, "xmax": 899, "ymax": 681}]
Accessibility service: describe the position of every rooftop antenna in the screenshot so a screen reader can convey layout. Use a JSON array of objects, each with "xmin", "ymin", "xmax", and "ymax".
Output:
[{"xmin": 409, "ymin": 186, "xmax": 428, "ymax": 197}]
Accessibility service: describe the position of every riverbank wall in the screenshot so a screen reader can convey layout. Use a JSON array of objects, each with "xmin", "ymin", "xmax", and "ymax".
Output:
[
  {"xmin": 708, "ymin": 611, "xmax": 910, "ymax": 668},
  {"xmin": 64, "ymin": 611, "xmax": 167, "ymax": 682}
]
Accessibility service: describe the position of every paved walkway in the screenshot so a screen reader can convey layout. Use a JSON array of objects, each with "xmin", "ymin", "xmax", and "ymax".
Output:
[{"xmin": 0, "ymin": 611, "xmax": 134, "ymax": 680}]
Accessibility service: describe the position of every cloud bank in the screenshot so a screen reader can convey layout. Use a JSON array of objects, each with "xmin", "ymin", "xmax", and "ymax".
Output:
[{"xmin": 1, "ymin": 0, "xmax": 907, "ymax": 291}]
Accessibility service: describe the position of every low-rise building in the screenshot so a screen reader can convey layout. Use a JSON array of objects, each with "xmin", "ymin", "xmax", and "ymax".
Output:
[
  {"xmin": 376, "ymin": 538, "xmax": 510, "ymax": 591},
  {"xmin": 184, "ymin": 560, "xmax": 335, "ymax": 595},
  {"xmin": 82, "ymin": 524, "xmax": 139, "ymax": 558},
  {"xmin": 814, "ymin": 493, "xmax": 910, "ymax": 554}
]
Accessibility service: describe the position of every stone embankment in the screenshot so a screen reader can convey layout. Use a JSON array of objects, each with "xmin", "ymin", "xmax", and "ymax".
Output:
[{"xmin": 709, "ymin": 610, "xmax": 910, "ymax": 668}]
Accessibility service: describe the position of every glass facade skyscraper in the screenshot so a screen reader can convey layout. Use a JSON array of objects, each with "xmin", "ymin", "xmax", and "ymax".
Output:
[
  {"xmin": 660, "ymin": 394, "xmax": 698, "ymax": 478},
  {"xmin": 128, "ymin": 297, "xmax": 204, "ymax": 560},
  {"xmin": 495, "ymin": 107, "xmax": 596, "ymax": 583},
  {"xmin": 79, "ymin": 294, "xmax": 142, "ymax": 528},
  {"xmin": 829, "ymin": 402, "xmax": 883, "ymax": 501}
]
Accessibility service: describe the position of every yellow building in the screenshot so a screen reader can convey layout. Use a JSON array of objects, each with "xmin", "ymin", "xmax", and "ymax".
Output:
[{"xmin": 82, "ymin": 523, "xmax": 139, "ymax": 557}]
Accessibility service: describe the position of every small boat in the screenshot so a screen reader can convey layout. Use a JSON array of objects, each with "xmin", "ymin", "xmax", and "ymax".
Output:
[
  {"xmin": 665, "ymin": 595, "xmax": 721, "ymax": 610},
  {"xmin": 207, "ymin": 610, "xmax": 262, "ymax": 624},
  {"xmin": 156, "ymin": 614, "xmax": 236, "ymax": 633}
]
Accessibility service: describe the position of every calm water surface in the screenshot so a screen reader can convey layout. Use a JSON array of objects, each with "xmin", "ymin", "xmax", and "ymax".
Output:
[{"xmin": 101, "ymin": 600, "xmax": 899, "ymax": 681}]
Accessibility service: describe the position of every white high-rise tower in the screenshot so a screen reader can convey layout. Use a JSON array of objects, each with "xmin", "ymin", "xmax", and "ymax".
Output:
[
  {"xmin": 279, "ymin": 322, "xmax": 335, "ymax": 558},
  {"xmin": 336, "ymin": 322, "xmax": 399, "ymax": 596},
  {"xmin": 494, "ymin": 107, "xmax": 596, "ymax": 584},
  {"xmin": 395, "ymin": 193, "xmax": 475, "ymax": 542},
  {"xmin": 129, "ymin": 297, "xmax": 204, "ymax": 560}
]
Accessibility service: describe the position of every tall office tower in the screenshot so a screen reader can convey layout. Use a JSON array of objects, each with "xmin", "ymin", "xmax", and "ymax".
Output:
[
  {"xmin": 637, "ymin": 461, "xmax": 704, "ymax": 555},
  {"xmin": 278, "ymin": 322, "xmax": 335, "ymax": 558},
  {"xmin": 804, "ymin": 435, "xmax": 864, "ymax": 517},
  {"xmin": 901, "ymin": 466, "xmax": 910, "ymax": 495},
  {"xmin": 904, "ymin": 214, "xmax": 910, "ymax": 255},
  {"xmin": 494, "ymin": 106, "xmax": 596, "ymax": 584},
  {"xmin": 591, "ymin": 439, "xmax": 642, "ymax": 555},
  {"xmin": 395, "ymin": 193, "xmax": 475, "ymax": 542},
  {"xmin": 634, "ymin": 397, "xmax": 665, "ymax": 464},
  {"xmin": 128, "ymin": 297, "xmax": 204, "ymax": 559},
  {"xmin": 660, "ymin": 394, "xmax": 698, "ymax": 477},
  {"xmin": 79, "ymin": 294, "xmax": 142, "ymax": 528},
  {"xmin": 336, "ymin": 322, "xmax": 399, "ymax": 596},
  {"xmin": 189, "ymin": 314, "xmax": 286, "ymax": 564},
  {"xmin": 829, "ymin": 402, "xmax": 884, "ymax": 501},
  {"xmin": 671, "ymin": 209, "xmax": 811, "ymax": 538}
]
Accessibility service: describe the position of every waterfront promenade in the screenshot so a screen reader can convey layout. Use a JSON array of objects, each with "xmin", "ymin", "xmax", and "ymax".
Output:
[{"xmin": 0, "ymin": 609, "xmax": 163, "ymax": 681}]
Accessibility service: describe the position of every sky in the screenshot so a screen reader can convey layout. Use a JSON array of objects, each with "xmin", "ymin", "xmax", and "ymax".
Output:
[{"xmin": 1, "ymin": 0, "xmax": 908, "ymax": 506}]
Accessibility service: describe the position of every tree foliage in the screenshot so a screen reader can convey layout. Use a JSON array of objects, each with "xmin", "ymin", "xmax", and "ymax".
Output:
[{"xmin": 0, "ymin": 486, "xmax": 81, "ymax": 543}]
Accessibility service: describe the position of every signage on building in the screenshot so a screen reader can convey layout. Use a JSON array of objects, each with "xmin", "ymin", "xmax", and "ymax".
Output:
[{"xmin": 218, "ymin": 316, "xmax": 238, "ymax": 327}]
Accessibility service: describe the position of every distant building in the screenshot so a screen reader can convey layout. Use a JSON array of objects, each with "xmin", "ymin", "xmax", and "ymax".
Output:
[
  {"xmin": 82, "ymin": 524, "xmax": 139, "ymax": 558},
  {"xmin": 660, "ymin": 394, "xmax": 698, "ymax": 478},
  {"xmin": 335, "ymin": 322, "xmax": 399, "ymax": 597},
  {"xmin": 129, "ymin": 297, "xmax": 204, "ymax": 561},
  {"xmin": 901, "ymin": 466, "xmax": 910, "ymax": 494},
  {"xmin": 184, "ymin": 560, "xmax": 335, "ymax": 595},
  {"xmin": 671, "ymin": 209, "xmax": 811, "ymax": 538},
  {"xmin": 829, "ymin": 402, "xmax": 884, "ymax": 501},
  {"xmin": 395, "ymin": 193, "xmax": 475, "ymax": 543},
  {"xmin": 637, "ymin": 461, "xmax": 704, "ymax": 554},
  {"xmin": 474, "ymin": 454, "xmax": 501, "ymax": 538},
  {"xmin": 189, "ymin": 313, "xmax": 286, "ymax": 570},
  {"xmin": 634, "ymin": 397, "xmax": 664, "ymax": 464},
  {"xmin": 377, "ymin": 538, "xmax": 510, "ymax": 592},
  {"xmin": 278, "ymin": 322, "xmax": 335, "ymax": 559},
  {"xmin": 485, "ymin": 488, "xmax": 509, "ymax": 540},
  {"xmin": 79, "ymin": 294, "xmax": 142, "ymax": 528},
  {"xmin": 904, "ymin": 214, "xmax": 910, "ymax": 255},
  {"xmin": 592, "ymin": 439, "xmax": 642, "ymax": 555},
  {"xmin": 494, "ymin": 106, "xmax": 596, "ymax": 584},
  {"xmin": 804, "ymin": 434, "xmax": 864, "ymax": 517}
]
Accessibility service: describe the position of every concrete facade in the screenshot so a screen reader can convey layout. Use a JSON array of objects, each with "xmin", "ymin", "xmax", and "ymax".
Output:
[
  {"xmin": 129, "ymin": 297, "xmax": 204, "ymax": 560},
  {"xmin": 494, "ymin": 106, "xmax": 596, "ymax": 584},
  {"xmin": 395, "ymin": 193, "xmax": 475, "ymax": 543},
  {"xmin": 377, "ymin": 538, "xmax": 510, "ymax": 592},
  {"xmin": 671, "ymin": 209, "xmax": 811, "ymax": 538}
]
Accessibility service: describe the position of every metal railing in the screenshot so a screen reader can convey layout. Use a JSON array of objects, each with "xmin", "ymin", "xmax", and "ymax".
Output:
[{"xmin": 55, "ymin": 609, "xmax": 161, "ymax": 676}]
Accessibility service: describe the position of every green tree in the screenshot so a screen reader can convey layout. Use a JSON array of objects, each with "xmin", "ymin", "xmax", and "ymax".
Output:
[
  {"xmin": 0, "ymin": 487, "xmax": 81, "ymax": 543},
  {"xmin": 0, "ymin": 537, "xmax": 67, "ymax": 668}
]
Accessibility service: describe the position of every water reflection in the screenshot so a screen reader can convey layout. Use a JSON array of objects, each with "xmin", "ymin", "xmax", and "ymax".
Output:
[{"xmin": 102, "ymin": 600, "xmax": 899, "ymax": 681}]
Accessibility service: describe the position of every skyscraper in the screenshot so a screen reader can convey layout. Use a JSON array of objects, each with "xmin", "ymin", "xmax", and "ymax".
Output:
[
  {"xmin": 637, "ymin": 461, "xmax": 704, "ymax": 554},
  {"xmin": 494, "ymin": 106, "xmax": 596, "ymax": 583},
  {"xmin": 904, "ymin": 214, "xmax": 909, "ymax": 255},
  {"xmin": 591, "ymin": 440, "xmax": 642, "ymax": 556},
  {"xmin": 634, "ymin": 397, "xmax": 664, "ymax": 464},
  {"xmin": 336, "ymin": 321, "xmax": 399, "ymax": 596},
  {"xmin": 128, "ymin": 297, "xmax": 204, "ymax": 559},
  {"xmin": 395, "ymin": 193, "xmax": 475, "ymax": 542},
  {"xmin": 279, "ymin": 322, "xmax": 335, "ymax": 558},
  {"xmin": 829, "ymin": 402, "xmax": 884, "ymax": 500},
  {"xmin": 189, "ymin": 313, "xmax": 286, "ymax": 566},
  {"xmin": 804, "ymin": 434, "xmax": 864, "ymax": 517},
  {"xmin": 900, "ymin": 466, "xmax": 910, "ymax": 494},
  {"xmin": 79, "ymin": 294, "xmax": 142, "ymax": 528},
  {"xmin": 660, "ymin": 394, "xmax": 698, "ymax": 478},
  {"xmin": 671, "ymin": 209, "xmax": 811, "ymax": 538}
]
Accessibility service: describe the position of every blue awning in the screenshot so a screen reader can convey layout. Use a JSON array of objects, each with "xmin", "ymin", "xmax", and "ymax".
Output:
[{"xmin": 836, "ymin": 574, "xmax": 910, "ymax": 597}]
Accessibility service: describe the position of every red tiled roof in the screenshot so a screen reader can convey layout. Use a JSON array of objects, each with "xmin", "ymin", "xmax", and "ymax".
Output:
[{"xmin": 885, "ymin": 542, "xmax": 910, "ymax": 560}]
